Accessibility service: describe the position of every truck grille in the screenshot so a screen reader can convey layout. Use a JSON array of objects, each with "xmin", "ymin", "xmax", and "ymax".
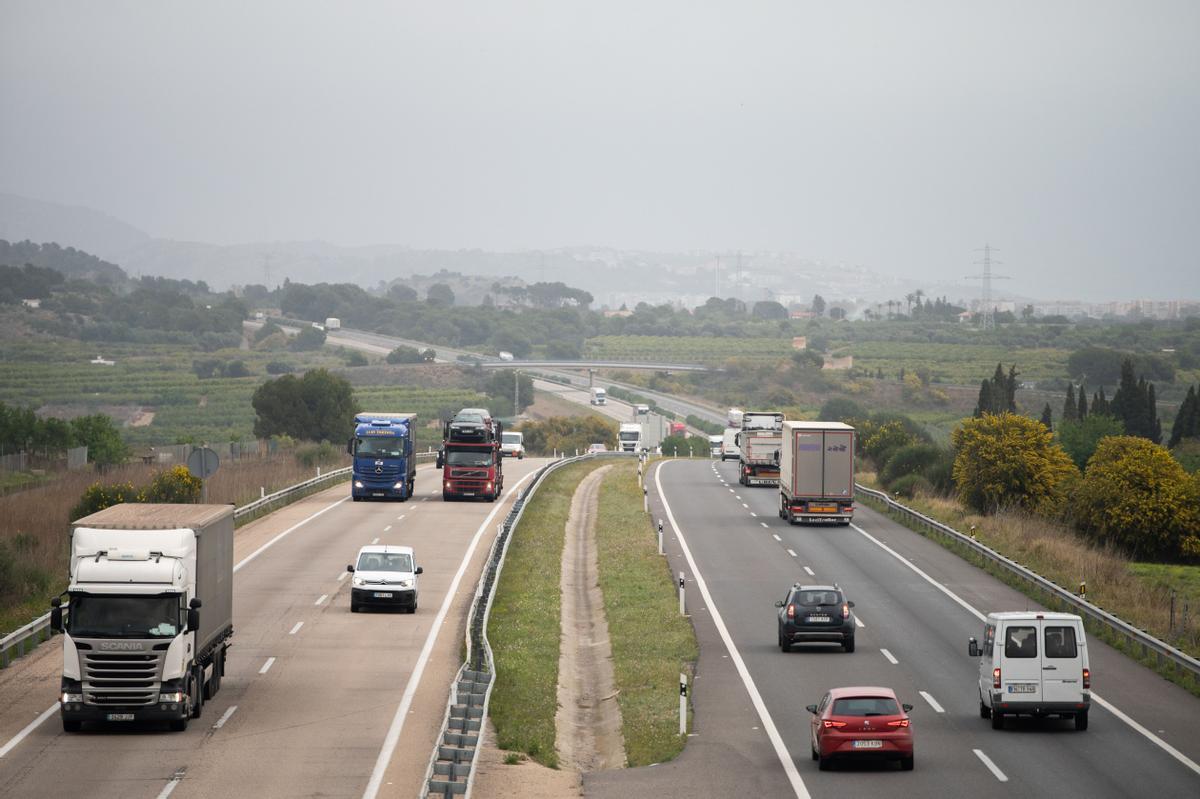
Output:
[
  {"xmin": 452, "ymin": 469, "xmax": 488, "ymax": 479},
  {"xmin": 83, "ymin": 652, "xmax": 162, "ymax": 706}
]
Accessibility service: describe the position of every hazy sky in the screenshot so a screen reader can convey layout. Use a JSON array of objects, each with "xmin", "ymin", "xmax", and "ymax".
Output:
[{"xmin": 2, "ymin": 1, "xmax": 1198, "ymax": 300}]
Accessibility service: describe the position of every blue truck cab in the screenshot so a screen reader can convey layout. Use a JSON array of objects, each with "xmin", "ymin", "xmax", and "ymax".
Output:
[{"xmin": 348, "ymin": 412, "xmax": 417, "ymax": 501}]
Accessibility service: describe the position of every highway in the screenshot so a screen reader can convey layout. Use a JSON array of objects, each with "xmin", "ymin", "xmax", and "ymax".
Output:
[
  {"xmin": 0, "ymin": 458, "xmax": 547, "ymax": 799},
  {"xmin": 586, "ymin": 458, "xmax": 1200, "ymax": 798}
]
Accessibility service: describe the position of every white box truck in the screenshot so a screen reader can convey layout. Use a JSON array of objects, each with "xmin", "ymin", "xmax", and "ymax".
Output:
[
  {"xmin": 590, "ymin": 387, "xmax": 607, "ymax": 405},
  {"xmin": 778, "ymin": 421, "xmax": 855, "ymax": 524},
  {"xmin": 324, "ymin": 317, "xmax": 341, "ymax": 330},
  {"xmin": 52, "ymin": 504, "xmax": 235, "ymax": 732},
  {"xmin": 737, "ymin": 412, "xmax": 784, "ymax": 486},
  {"xmin": 619, "ymin": 422, "xmax": 643, "ymax": 453}
]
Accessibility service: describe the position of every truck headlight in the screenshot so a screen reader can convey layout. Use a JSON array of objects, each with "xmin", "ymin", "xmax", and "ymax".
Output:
[
  {"xmin": 445, "ymin": 481, "xmax": 452, "ymax": 489},
  {"xmin": 61, "ymin": 692, "xmax": 84, "ymax": 704},
  {"xmin": 486, "ymin": 482, "xmax": 493, "ymax": 491},
  {"xmin": 393, "ymin": 482, "xmax": 403, "ymax": 489},
  {"xmin": 354, "ymin": 481, "xmax": 364, "ymax": 488},
  {"xmin": 158, "ymin": 691, "xmax": 185, "ymax": 703}
]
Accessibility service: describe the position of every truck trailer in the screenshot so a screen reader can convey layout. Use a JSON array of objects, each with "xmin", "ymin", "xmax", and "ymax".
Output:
[
  {"xmin": 778, "ymin": 421, "xmax": 855, "ymax": 524},
  {"xmin": 737, "ymin": 412, "xmax": 784, "ymax": 486},
  {"xmin": 52, "ymin": 503, "xmax": 235, "ymax": 732},
  {"xmin": 349, "ymin": 412, "xmax": 417, "ymax": 500}
]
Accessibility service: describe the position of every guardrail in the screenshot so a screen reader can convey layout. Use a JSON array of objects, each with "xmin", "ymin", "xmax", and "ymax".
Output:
[
  {"xmin": 421, "ymin": 452, "xmax": 629, "ymax": 798},
  {"xmin": 854, "ymin": 482, "xmax": 1200, "ymax": 683},
  {"xmin": 0, "ymin": 453, "xmax": 436, "ymax": 668}
]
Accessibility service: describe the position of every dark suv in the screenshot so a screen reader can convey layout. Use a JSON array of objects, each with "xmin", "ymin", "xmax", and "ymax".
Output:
[{"xmin": 776, "ymin": 584, "xmax": 856, "ymax": 652}]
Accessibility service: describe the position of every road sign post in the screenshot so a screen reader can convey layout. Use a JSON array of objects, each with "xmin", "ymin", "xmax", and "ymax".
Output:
[{"xmin": 186, "ymin": 447, "xmax": 220, "ymax": 503}]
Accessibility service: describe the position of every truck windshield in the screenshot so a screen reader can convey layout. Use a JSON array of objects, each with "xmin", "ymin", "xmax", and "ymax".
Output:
[
  {"xmin": 356, "ymin": 437, "xmax": 406, "ymax": 458},
  {"xmin": 68, "ymin": 595, "xmax": 181, "ymax": 639},
  {"xmin": 447, "ymin": 448, "xmax": 494, "ymax": 466},
  {"xmin": 619, "ymin": 432, "xmax": 639, "ymax": 441},
  {"xmin": 502, "ymin": 434, "xmax": 521, "ymax": 445}
]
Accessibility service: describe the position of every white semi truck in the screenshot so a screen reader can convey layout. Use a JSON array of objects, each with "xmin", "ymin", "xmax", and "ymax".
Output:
[
  {"xmin": 590, "ymin": 387, "xmax": 607, "ymax": 405},
  {"xmin": 618, "ymin": 422, "xmax": 644, "ymax": 453},
  {"xmin": 737, "ymin": 411, "xmax": 785, "ymax": 486},
  {"xmin": 51, "ymin": 504, "xmax": 235, "ymax": 732},
  {"xmin": 778, "ymin": 421, "xmax": 856, "ymax": 524}
]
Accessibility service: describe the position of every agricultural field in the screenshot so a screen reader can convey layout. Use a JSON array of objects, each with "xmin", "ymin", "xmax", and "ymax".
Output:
[
  {"xmin": 584, "ymin": 335, "xmax": 793, "ymax": 363},
  {"xmin": 831, "ymin": 340, "xmax": 1072, "ymax": 386},
  {"xmin": 0, "ymin": 337, "xmax": 485, "ymax": 449}
]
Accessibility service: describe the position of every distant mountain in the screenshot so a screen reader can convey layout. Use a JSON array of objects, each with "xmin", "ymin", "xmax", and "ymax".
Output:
[{"xmin": 0, "ymin": 193, "xmax": 980, "ymax": 307}]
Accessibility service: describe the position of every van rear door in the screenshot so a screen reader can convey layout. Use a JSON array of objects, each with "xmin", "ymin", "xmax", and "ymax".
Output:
[
  {"xmin": 1041, "ymin": 622, "xmax": 1085, "ymax": 703},
  {"xmin": 999, "ymin": 620, "xmax": 1042, "ymax": 702}
]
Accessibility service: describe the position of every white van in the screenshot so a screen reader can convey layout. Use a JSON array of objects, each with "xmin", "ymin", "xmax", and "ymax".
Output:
[
  {"xmin": 501, "ymin": 431, "xmax": 525, "ymax": 459},
  {"xmin": 708, "ymin": 434, "xmax": 723, "ymax": 458},
  {"xmin": 968, "ymin": 611, "xmax": 1091, "ymax": 730},
  {"xmin": 720, "ymin": 428, "xmax": 740, "ymax": 461}
]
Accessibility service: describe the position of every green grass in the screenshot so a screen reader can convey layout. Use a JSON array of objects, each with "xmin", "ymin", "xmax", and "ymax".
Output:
[
  {"xmin": 488, "ymin": 460, "xmax": 608, "ymax": 767},
  {"xmin": 827, "ymin": 340, "xmax": 1071, "ymax": 385},
  {"xmin": 1129, "ymin": 563, "xmax": 1200, "ymax": 624},
  {"xmin": 595, "ymin": 461, "xmax": 698, "ymax": 765}
]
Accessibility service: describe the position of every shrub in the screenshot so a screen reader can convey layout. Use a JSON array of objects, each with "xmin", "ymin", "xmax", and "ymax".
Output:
[
  {"xmin": 290, "ymin": 326, "xmax": 326, "ymax": 351},
  {"xmin": 224, "ymin": 359, "xmax": 251, "ymax": 378},
  {"xmin": 818, "ymin": 398, "xmax": 866, "ymax": 423},
  {"xmin": 386, "ymin": 345, "xmax": 423, "ymax": 364},
  {"xmin": 952, "ymin": 412, "xmax": 1079, "ymax": 515},
  {"xmin": 296, "ymin": 441, "xmax": 340, "ymax": 467},
  {"xmin": 1057, "ymin": 414, "xmax": 1125, "ymax": 470},
  {"xmin": 266, "ymin": 360, "xmax": 294, "ymax": 375},
  {"xmin": 888, "ymin": 473, "xmax": 933, "ymax": 499},
  {"xmin": 143, "ymin": 466, "xmax": 202, "ymax": 503},
  {"xmin": 880, "ymin": 443, "xmax": 945, "ymax": 487},
  {"xmin": 70, "ymin": 480, "xmax": 140, "ymax": 521},
  {"xmin": 345, "ymin": 350, "xmax": 369, "ymax": 367},
  {"xmin": 1073, "ymin": 436, "xmax": 1200, "ymax": 560}
]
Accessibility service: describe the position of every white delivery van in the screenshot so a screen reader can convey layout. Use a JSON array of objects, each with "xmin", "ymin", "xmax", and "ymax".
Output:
[
  {"xmin": 708, "ymin": 434, "xmax": 723, "ymax": 458},
  {"xmin": 720, "ymin": 428, "xmax": 740, "ymax": 461},
  {"xmin": 500, "ymin": 431, "xmax": 525, "ymax": 459},
  {"xmin": 968, "ymin": 611, "xmax": 1091, "ymax": 730}
]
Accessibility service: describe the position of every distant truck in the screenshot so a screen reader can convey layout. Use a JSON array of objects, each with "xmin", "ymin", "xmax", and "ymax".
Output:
[
  {"xmin": 708, "ymin": 434, "xmax": 724, "ymax": 458},
  {"xmin": 349, "ymin": 412, "xmax": 417, "ymax": 500},
  {"xmin": 737, "ymin": 412, "xmax": 785, "ymax": 486},
  {"xmin": 634, "ymin": 403, "xmax": 651, "ymax": 416},
  {"xmin": 52, "ymin": 504, "xmax": 234, "ymax": 732},
  {"xmin": 727, "ymin": 407, "xmax": 744, "ymax": 429},
  {"xmin": 778, "ymin": 421, "xmax": 855, "ymax": 525},
  {"xmin": 324, "ymin": 317, "xmax": 341, "ymax": 330},
  {"xmin": 440, "ymin": 408, "xmax": 504, "ymax": 501},
  {"xmin": 590, "ymin": 387, "xmax": 607, "ymax": 405},
  {"xmin": 498, "ymin": 351, "xmax": 515, "ymax": 362},
  {"xmin": 669, "ymin": 421, "xmax": 687, "ymax": 436},
  {"xmin": 618, "ymin": 422, "xmax": 644, "ymax": 453}
]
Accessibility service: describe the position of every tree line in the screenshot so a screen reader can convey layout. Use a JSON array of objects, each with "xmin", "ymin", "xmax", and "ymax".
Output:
[{"xmin": 0, "ymin": 401, "xmax": 130, "ymax": 465}]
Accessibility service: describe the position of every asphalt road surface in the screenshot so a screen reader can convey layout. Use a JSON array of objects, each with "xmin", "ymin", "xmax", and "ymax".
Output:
[
  {"xmin": 0, "ymin": 458, "xmax": 546, "ymax": 799},
  {"xmin": 588, "ymin": 458, "xmax": 1200, "ymax": 799}
]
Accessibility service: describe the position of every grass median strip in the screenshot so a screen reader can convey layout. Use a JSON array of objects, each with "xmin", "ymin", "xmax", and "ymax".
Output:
[
  {"xmin": 595, "ymin": 461, "xmax": 699, "ymax": 766},
  {"xmin": 488, "ymin": 460, "xmax": 607, "ymax": 767}
]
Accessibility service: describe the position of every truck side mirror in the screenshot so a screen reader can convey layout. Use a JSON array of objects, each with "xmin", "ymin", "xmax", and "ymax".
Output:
[
  {"xmin": 187, "ymin": 608, "xmax": 200, "ymax": 633},
  {"xmin": 436, "ymin": 452, "xmax": 444, "ymax": 468},
  {"xmin": 415, "ymin": 566, "xmax": 423, "ymax": 575},
  {"xmin": 968, "ymin": 637, "xmax": 979, "ymax": 657},
  {"xmin": 50, "ymin": 596, "xmax": 63, "ymax": 633},
  {"xmin": 346, "ymin": 438, "xmax": 355, "ymax": 455}
]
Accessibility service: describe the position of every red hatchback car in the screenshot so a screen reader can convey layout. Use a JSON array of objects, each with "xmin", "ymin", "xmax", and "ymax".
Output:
[{"xmin": 807, "ymin": 686, "xmax": 915, "ymax": 771}]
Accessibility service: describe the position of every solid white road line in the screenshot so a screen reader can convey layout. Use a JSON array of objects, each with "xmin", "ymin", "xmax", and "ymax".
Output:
[
  {"xmin": 787, "ymin": 549, "xmax": 798, "ymax": 558},
  {"xmin": 803, "ymin": 566, "xmax": 815, "ymax": 576},
  {"xmin": 973, "ymin": 749, "xmax": 1009, "ymax": 782},
  {"xmin": 850, "ymin": 522, "xmax": 1200, "ymax": 778},
  {"xmin": 288, "ymin": 622, "xmax": 304, "ymax": 635},
  {"xmin": 919, "ymin": 691, "xmax": 945, "ymax": 713},
  {"xmin": 656, "ymin": 462, "xmax": 812, "ymax": 799},
  {"xmin": 314, "ymin": 594, "xmax": 328, "ymax": 605},
  {"xmin": 212, "ymin": 705, "xmax": 238, "ymax": 729},
  {"xmin": 362, "ymin": 468, "xmax": 539, "ymax": 799},
  {"xmin": 880, "ymin": 648, "xmax": 899, "ymax": 665},
  {"xmin": 853, "ymin": 616, "xmax": 865, "ymax": 629},
  {"xmin": 234, "ymin": 496, "xmax": 350, "ymax": 573},
  {"xmin": 259, "ymin": 657, "xmax": 276, "ymax": 675},
  {"xmin": 0, "ymin": 704, "xmax": 57, "ymax": 759}
]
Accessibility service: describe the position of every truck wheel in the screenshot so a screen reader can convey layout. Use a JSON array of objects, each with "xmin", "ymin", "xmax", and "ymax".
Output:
[
  {"xmin": 190, "ymin": 672, "xmax": 203, "ymax": 719},
  {"xmin": 62, "ymin": 718, "xmax": 82, "ymax": 733},
  {"xmin": 1074, "ymin": 711, "xmax": 1088, "ymax": 731}
]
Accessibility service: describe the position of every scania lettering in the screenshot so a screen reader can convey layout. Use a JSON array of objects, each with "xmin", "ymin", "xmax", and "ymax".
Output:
[
  {"xmin": 52, "ymin": 504, "xmax": 234, "ymax": 732},
  {"xmin": 348, "ymin": 412, "xmax": 417, "ymax": 501}
]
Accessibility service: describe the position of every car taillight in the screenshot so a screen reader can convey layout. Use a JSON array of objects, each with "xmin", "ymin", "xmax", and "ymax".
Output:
[
  {"xmin": 841, "ymin": 603, "xmax": 850, "ymax": 619},
  {"xmin": 993, "ymin": 667, "xmax": 1002, "ymax": 689},
  {"xmin": 1082, "ymin": 668, "xmax": 1090, "ymax": 689},
  {"xmin": 786, "ymin": 604, "xmax": 795, "ymax": 619},
  {"xmin": 887, "ymin": 719, "xmax": 910, "ymax": 728},
  {"xmin": 822, "ymin": 720, "xmax": 847, "ymax": 729}
]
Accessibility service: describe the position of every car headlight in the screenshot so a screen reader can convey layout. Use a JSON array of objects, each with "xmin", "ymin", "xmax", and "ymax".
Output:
[
  {"xmin": 354, "ymin": 481, "xmax": 364, "ymax": 488},
  {"xmin": 61, "ymin": 692, "xmax": 84, "ymax": 703},
  {"xmin": 158, "ymin": 691, "xmax": 184, "ymax": 703},
  {"xmin": 353, "ymin": 577, "xmax": 365, "ymax": 587},
  {"xmin": 397, "ymin": 579, "xmax": 411, "ymax": 588}
]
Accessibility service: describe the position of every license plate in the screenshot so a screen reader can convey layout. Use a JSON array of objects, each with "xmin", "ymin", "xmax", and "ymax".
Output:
[
  {"xmin": 810, "ymin": 505, "xmax": 836, "ymax": 513},
  {"xmin": 373, "ymin": 592, "xmax": 394, "ymax": 598},
  {"xmin": 1007, "ymin": 683, "xmax": 1037, "ymax": 693},
  {"xmin": 852, "ymin": 740, "xmax": 883, "ymax": 749},
  {"xmin": 806, "ymin": 615, "xmax": 831, "ymax": 623},
  {"xmin": 106, "ymin": 713, "xmax": 135, "ymax": 721},
  {"xmin": 462, "ymin": 493, "xmax": 475, "ymax": 497}
]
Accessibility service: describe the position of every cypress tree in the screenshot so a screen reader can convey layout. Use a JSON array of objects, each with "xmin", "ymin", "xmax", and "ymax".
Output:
[
  {"xmin": 1148, "ymin": 383, "xmax": 1162, "ymax": 444},
  {"xmin": 1092, "ymin": 388, "xmax": 1110, "ymax": 417},
  {"xmin": 1169, "ymin": 386, "xmax": 1199, "ymax": 448},
  {"xmin": 1005, "ymin": 364, "xmax": 1020, "ymax": 411},
  {"xmin": 974, "ymin": 379, "xmax": 991, "ymax": 417},
  {"xmin": 1077, "ymin": 384, "xmax": 1088, "ymax": 419},
  {"xmin": 1041, "ymin": 403, "xmax": 1053, "ymax": 430},
  {"xmin": 1063, "ymin": 384, "xmax": 1078, "ymax": 422},
  {"xmin": 1111, "ymin": 358, "xmax": 1140, "ymax": 433}
]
